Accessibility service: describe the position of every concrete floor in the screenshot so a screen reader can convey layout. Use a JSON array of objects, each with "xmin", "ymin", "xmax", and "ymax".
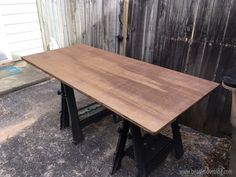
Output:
[
  {"xmin": 0, "ymin": 80, "xmax": 231, "ymax": 177},
  {"xmin": 0, "ymin": 61, "xmax": 50, "ymax": 96}
]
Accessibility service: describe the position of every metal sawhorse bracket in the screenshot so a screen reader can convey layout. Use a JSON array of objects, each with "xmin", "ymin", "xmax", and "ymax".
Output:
[{"xmin": 58, "ymin": 82, "xmax": 112, "ymax": 144}]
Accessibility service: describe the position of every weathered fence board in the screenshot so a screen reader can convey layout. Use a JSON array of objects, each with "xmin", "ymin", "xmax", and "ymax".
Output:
[{"xmin": 37, "ymin": 0, "xmax": 121, "ymax": 53}]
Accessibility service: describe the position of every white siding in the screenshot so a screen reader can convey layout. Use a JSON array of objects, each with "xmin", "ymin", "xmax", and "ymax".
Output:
[{"xmin": 0, "ymin": 0, "xmax": 44, "ymax": 59}]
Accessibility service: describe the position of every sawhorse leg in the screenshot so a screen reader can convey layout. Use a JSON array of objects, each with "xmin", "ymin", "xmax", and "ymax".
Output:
[
  {"xmin": 111, "ymin": 119, "xmax": 184, "ymax": 177},
  {"xmin": 111, "ymin": 119, "xmax": 130, "ymax": 174},
  {"xmin": 130, "ymin": 124, "xmax": 147, "ymax": 177},
  {"xmin": 171, "ymin": 120, "xmax": 184, "ymax": 159},
  {"xmin": 59, "ymin": 83, "xmax": 70, "ymax": 129},
  {"xmin": 112, "ymin": 113, "xmax": 122, "ymax": 123},
  {"xmin": 111, "ymin": 120, "xmax": 147, "ymax": 177},
  {"xmin": 60, "ymin": 83, "xmax": 84, "ymax": 144}
]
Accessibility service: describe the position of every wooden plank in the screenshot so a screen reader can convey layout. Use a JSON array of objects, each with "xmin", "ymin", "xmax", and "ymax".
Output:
[
  {"xmin": 224, "ymin": 0, "xmax": 236, "ymax": 45},
  {"xmin": 22, "ymin": 44, "xmax": 218, "ymax": 134}
]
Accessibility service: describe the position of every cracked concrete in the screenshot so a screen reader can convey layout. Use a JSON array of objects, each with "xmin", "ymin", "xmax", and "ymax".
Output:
[
  {"xmin": 0, "ymin": 61, "xmax": 50, "ymax": 96},
  {"xmin": 0, "ymin": 80, "xmax": 231, "ymax": 177}
]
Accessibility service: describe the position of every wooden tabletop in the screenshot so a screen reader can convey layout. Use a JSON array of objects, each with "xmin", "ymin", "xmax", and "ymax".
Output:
[{"xmin": 22, "ymin": 44, "xmax": 219, "ymax": 134}]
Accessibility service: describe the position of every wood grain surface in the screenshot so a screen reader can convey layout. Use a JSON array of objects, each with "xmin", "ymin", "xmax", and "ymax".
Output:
[{"xmin": 22, "ymin": 44, "xmax": 219, "ymax": 134}]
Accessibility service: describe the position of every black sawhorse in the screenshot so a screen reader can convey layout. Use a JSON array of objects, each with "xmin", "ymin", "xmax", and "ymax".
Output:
[
  {"xmin": 58, "ymin": 82, "xmax": 113, "ymax": 144},
  {"xmin": 111, "ymin": 119, "xmax": 184, "ymax": 177},
  {"xmin": 58, "ymin": 83, "xmax": 84, "ymax": 144}
]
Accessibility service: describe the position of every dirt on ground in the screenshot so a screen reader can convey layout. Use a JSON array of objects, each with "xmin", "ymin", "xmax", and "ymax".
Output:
[{"xmin": 0, "ymin": 80, "xmax": 231, "ymax": 177}]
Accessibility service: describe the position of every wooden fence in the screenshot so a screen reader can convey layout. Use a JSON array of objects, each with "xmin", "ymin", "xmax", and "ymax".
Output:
[
  {"xmin": 37, "ymin": 0, "xmax": 236, "ymax": 136},
  {"xmin": 126, "ymin": 0, "xmax": 236, "ymax": 136},
  {"xmin": 37, "ymin": 0, "xmax": 122, "ymax": 53}
]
